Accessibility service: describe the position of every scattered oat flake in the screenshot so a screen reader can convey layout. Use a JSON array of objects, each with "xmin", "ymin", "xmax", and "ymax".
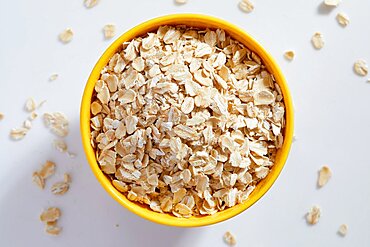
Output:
[
  {"xmin": 336, "ymin": 13, "xmax": 349, "ymax": 27},
  {"xmin": 39, "ymin": 160, "xmax": 56, "ymax": 179},
  {"xmin": 51, "ymin": 181, "xmax": 69, "ymax": 195},
  {"xmin": 318, "ymin": 166, "xmax": 332, "ymax": 188},
  {"xmin": 59, "ymin": 28, "xmax": 74, "ymax": 44},
  {"xmin": 10, "ymin": 127, "xmax": 28, "ymax": 140},
  {"xmin": 354, "ymin": 60, "xmax": 368, "ymax": 77},
  {"xmin": 175, "ymin": 0, "xmax": 187, "ymax": 4},
  {"xmin": 53, "ymin": 139, "xmax": 68, "ymax": 153},
  {"xmin": 284, "ymin": 51, "xmax": 295, "ymax": 61},
  {"xmin": 43, "ymin": 112, "xmax": 69, "ymax": 137},
  {"xmin": 45, "ymin": 221, "xmax": 62, "ymax": 236},
  {"xmin": 49, "ymin": 74, "xmax": 58, "ymax": 81},
  {"xmin": 312, "ymin": 32, "xmax": 324, "ymax": 49},
  {"xmin": 239, "ymin": 0, "xmax": 254, "ymax": 13},
  {"xmin": 84, "ymin": 0, "xmax": 99, "ymax": 8},
  {"xmin": 103, "ymin": 24, "xmax": 116, "ymax": 39},
  {"xmin": 338, "ymin": 224, "xmax": 348, "ymax": 237},
  {"xmin": 64, "ymin": 173, "xmax": 71, "ymax": 183},
  {"xmin": 223, "ymin": 231, "xmax": 237, "ymax": 246},
  {"xmin": 29, "ymin": 112, "xmax": 38, "ymax": 120},
  {"xmin": 0, "ymin": 112, "xmax": 4, "ymax": 120},
  {"xmin": 40, "ymin": 207, "xmax": 61, "ymax": 222},
  {"xmin": 324, "ymin": 0, "xmax": 340, "ymax": 7},
  {"xmin": 25, "ymin": 98, "xmax": 36, "ymax": 112},
  {"xmin": 32, "ymin": 172, "xmax": 45, "ymax": 189},
  {"xmin": 306, "ymin": 205, "xmax": 321, "ymax": 225}
]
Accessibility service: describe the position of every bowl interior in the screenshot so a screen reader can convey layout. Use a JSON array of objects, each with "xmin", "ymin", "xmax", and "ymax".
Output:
[{"xmin": 80, "ymin": 14, "xmax": 294, "ymax": 227}]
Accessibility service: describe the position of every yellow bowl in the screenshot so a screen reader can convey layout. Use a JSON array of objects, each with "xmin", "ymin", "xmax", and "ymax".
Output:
[{"xmin": 80, "ymin": 14, "xmax": 294, "ymax": 227}]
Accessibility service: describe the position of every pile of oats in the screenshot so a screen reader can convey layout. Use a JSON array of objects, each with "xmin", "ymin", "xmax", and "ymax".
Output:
[{"xmin": 90, "ymin": 26, "xmax": 285, "ymax": 217}]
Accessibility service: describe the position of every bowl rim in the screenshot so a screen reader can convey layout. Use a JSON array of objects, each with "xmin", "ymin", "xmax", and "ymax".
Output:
[{"xmin": 80, "ymin": 13, "xmax": 294, "ymax": 227}]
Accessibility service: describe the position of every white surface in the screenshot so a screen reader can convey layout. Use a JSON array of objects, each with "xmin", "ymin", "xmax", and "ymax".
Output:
[{"xmin": 1, "ymin": 0, "xmax": 369, "ymax": 246}]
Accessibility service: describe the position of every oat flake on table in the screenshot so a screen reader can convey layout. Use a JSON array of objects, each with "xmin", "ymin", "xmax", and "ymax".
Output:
[
  {"xmin": 306, "ymin": 205, "xmax": 321, "ymax": 225},
  {"xmin": 336, "ymin": 13, "xmax": 349, "ymax": 27},
  {"xmin": 103, "ymin": 24, "xmax": 116, "ymax": 39},
  {"xmin": 284, "ymin": 51, "xmax": 295, "ymax": 61},
  {"xmin": 90, "ymin": 25, "xmax": 286, "ymax": 217},
  {"xmin": 324, "ymin": 0, "xmax": 340, "ymax": 7},
  {"xmin": 59, "ymin": 28, "xmax": 74, "ymax": 44},
  {"xmin": 239, "ymin": 0, "xmax": 254, "ymax": 13},
  {"xmin": 354, "ymin": 60, "xmax": 368, "ymax": 76},
  {"xmin": 49, "ymin": 74, "xmax": 59, "ymax": 81},
  {"xmin": 311, "ymin": 32, "xmax": 324, "ymax": 49},
  {"xmin": 84, "ymin": 0, "xmax": 99, "ymax": 8},
  {"xmin": 338, "ymin": 224, "xmax": 348, "ymax": 236},
  {"xmin": 318, "ymin": 166, "xmax": 331, "ymax": 188},
  {"xmin": 223, "ymin": 231, "xmax": 237, "ymax": 246},
  {"xmin": 175, "ymin": 0, "xmax": 187, "ymax": 4},
  {"xmin": 0, "ymin": 112, "xmax": 4, "ymax": 120}
]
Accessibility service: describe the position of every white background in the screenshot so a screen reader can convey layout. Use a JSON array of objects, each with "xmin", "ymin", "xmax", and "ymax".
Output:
[{"xmin": 1, "ymin": 0, "xmax": 369, "ymax": 246}]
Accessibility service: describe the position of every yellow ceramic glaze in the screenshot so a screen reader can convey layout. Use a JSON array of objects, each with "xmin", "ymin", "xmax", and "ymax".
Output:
[{"xmin": 80, "ymin": 14, "xmax": 294, "ymax": 227}]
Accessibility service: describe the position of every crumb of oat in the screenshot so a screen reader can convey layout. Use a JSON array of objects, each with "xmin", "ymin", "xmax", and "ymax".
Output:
[
  {"xmin": 318, "ymin": 166, "xmax": 332, "ymax": 188},
  {"xmin": 0, "ymin": 112, "xmax": 4, "ymax": 120},
  {"xmin": 338, "ymin": 224, "xmax": 348, "ymax": 236},
  {"xmin": 306, "ymin": 205, "xmax": 321, "ymax": 225},
  {"xmin": 284, "ymin": 51, "xmax": 295, "ymax": 61},
  {"xmin": 59, "ymin": 28, "xmax": 74, "ymax": 44},
  {"xmin": 223, "ymin": 231, "xmax": 237, "ymax": 246}
]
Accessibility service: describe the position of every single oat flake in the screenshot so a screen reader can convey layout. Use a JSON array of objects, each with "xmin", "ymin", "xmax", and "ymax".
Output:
[
  {"xmin": 223, "ymin": 231, "xmax": 237, "ymax": 246},
  {"xmin": 312, "ymin": 32, "xmax": 324, "ymax": 49},
  {"xmin": 59, "ymin": 28, "xmax": 74, "ymax": 44},
  {"xmin": 51, "ymin": 181, "xmax": 69, "ymax": 195},
  {"xmin": 10, "ymin": 127, "xmax": 28, "ymax": 140},
  {"xmin": 49, "ymin": 74, "xmax": 58, "ymax": 81},
  {"xmin": 175, "ymin": 0, "xmax": 187, "ymax": 4},
  {"xmin": 338, "ymin": 224, "xmax": 348, "ymax": 237},
  {"xmin": 239, "ymin": 0, "xmax": 254, "ymax": 13},
  {"xmin": 354, "ymin": 60, "xmax": 368, "ymax": 77},
  {"xmin": 103, "ymin": 24, "xmax": 116, "ymax": 39},
  {"xmin": 306, "ymin": 205, "xmax": 321, "ymax": 225},
  {"xmin": 318, "ymin": 166, "xmax": 332, "ymax": 188},
  {"xmin": 25, "ymin": 98, "xmax": 36, "ymax": 112},
  {"xmin": 84, "ymin": 0, "xmax": 99, "ymax": 8},
  {"xmin": 284, "ymin": 51, "xmax": 295, "ymax": 61},
  {"xmin": 45, "ymin": 221, "xmax": 62, "ymax": 236},
  {"xmin": 0, "ymin": 112, "xmax": 4, "ymax": 120},
  {"xmin": 43, "ymin": 112, "xmax": 69, "ymax": 137},
  {"xmin": 324, "ymin": 0, "xmax": 340, "ymax": 7},
  {"xmin": 40, "ymin": 207, "xmax": 61, "ymax": 222},
  {"xmin": 336, "ymin": 13, "xmax": 349, "ymax": 27}
]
